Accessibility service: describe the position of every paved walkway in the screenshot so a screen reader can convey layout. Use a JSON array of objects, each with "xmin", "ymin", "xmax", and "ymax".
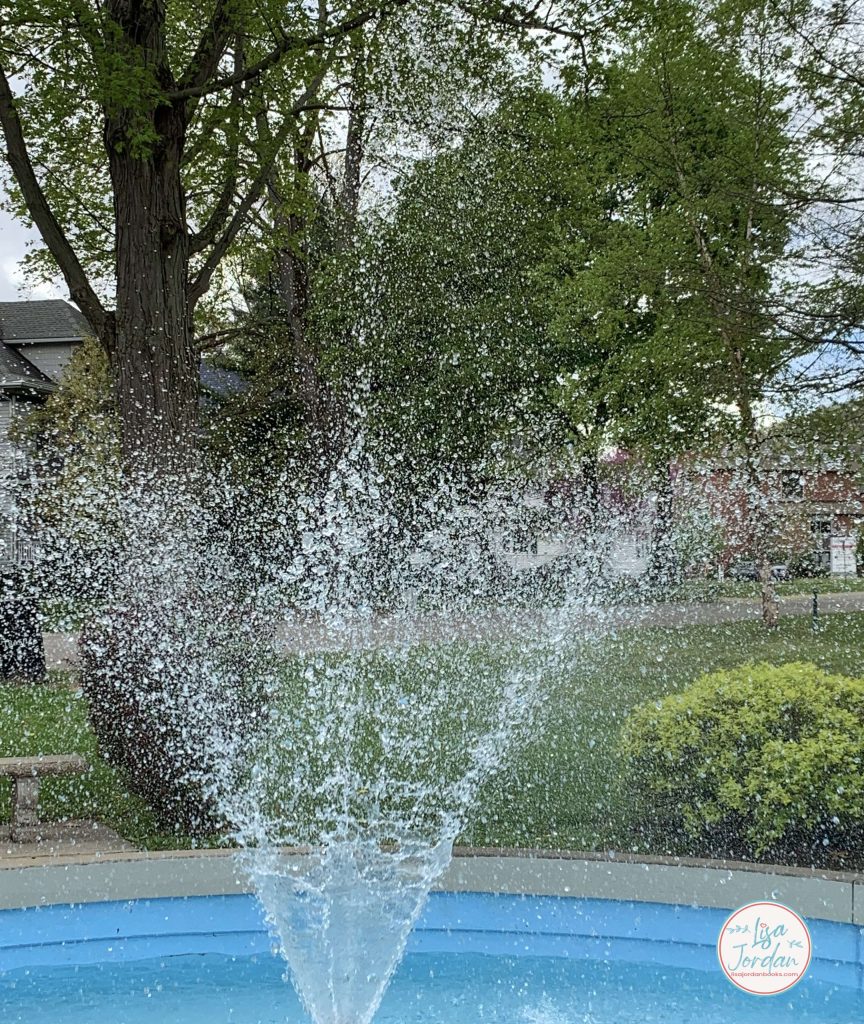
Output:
[
  {"xmin": 1, "ymin": 822, "xmax": 135, "ymax": 861},
  {"xmin": 624, "ymin": 588, "xmax": 864, "ymax": 629},
  {"xmin": 42, "ymin": 590, "xmax": 864, "ymax": 671}
]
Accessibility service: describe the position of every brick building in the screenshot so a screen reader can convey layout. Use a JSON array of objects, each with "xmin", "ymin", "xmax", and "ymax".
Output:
[{"xmin": 699, "ymin": 460, "xmax": 863, "ymax": 574}]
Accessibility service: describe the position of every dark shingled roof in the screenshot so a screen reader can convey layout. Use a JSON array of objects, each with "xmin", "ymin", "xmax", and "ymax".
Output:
[
  {"xmin": 0, "ymin": 299, "xmax": 89, "ymax": 343},
  {"xmin": 0, "ymin": 342, "xmax": 54, "ymax": 390},
  {"xmin": 0, "ymin": 301, "xmax": 247, "ymax": 399}
]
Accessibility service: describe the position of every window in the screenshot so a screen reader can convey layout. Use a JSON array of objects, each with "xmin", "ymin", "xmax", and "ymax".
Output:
[
  {"xmin": 781, "ymin": 471, "xmax": 804, "ymax": 498},
  {"xmin": 810, "ymin": 516, "xmax": 832, "ymax": 551}
]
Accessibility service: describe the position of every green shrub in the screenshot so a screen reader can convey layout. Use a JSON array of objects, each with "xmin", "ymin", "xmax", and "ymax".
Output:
[{"xmin": 620, "ymin": 662, "xmax": 864, "ymax": 865}]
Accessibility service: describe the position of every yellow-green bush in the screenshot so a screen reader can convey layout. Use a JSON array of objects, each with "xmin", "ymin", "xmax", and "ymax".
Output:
[{"xmin": 620, "ymin": 662, "xmax": 864, "ymax": 864}]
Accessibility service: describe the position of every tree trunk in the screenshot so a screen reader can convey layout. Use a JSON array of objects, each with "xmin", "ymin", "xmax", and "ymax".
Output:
[
  {"xmin": 264, "ymin": 36, "xmax": 368, "ymax": 466},
  {"xmin": 735, "ymin": 376, "xmax": 778, "ymax": 629},
  {"xmin": 337, "ymin": 32, "xmax": 367, "ymax": 245},
  {"xmin": 745, "ymin": 475, "xmax": 779, "ymax": 629},
  {"xmin": 647, "ymin": 464, "xmax": 677, "ymax": 588},
  {"xmin": 107, "ymin": 113, "xmax": 198, "ymax": 466},
  {"xmin": 103, "ymin": 0, "xmax": 198, "ymax": 468},
  {"xmin": 759, "ymin": 558, "xmax": 779, "ymax": 628},
  {"xmin": 273, "ymin": 200, "xmax": 323, "ymax": 437}
]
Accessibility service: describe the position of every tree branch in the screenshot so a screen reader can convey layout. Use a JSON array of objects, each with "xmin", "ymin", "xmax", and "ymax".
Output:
[
  {"xmin": 167, "ymin": 2, "xmax": 407, "ymax": 102},
  {"xmin": 188, "ymin": 51, "xmax": 332, "ymax": 306},
  {"xmin": 189, "ymin": 38, "xmax": 245, "ymax": 254},
  {"xmin": 196, "ymin": 325, "xmax": 255, "ymax": 350},
  {"xmin": 189, "ymin": 166, "xmax": 239, "ymax": 255},
  {"xmin": 457, "ymin": 0, "xmax": 587, "ymax": 42},
  {"xmin": 187, "ymin": 118, "xmax": 297, "ymax": 309},
  {"xmin": 0, "ymin": 64, "xmax": 112, "ymax": 345},
  {"xmin": 176, "ymin": 0, "xmax": 236, "ymax": 113}
]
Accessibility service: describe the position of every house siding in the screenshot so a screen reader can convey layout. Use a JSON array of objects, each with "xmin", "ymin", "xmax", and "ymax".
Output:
[
  {"xmin": 11, "ymin": 341, "xmax": 77, "ymax": 382},
  {"xmin": 0, "ymin": 400, "xmax": 14, "ymax": 505},
  {"xmin": 699, "ymin": 465, "xmax": 863, "ymax": 572},
  {"xmin": 0, "ymin": 399, "xmax": 16, "ymax": 564}
]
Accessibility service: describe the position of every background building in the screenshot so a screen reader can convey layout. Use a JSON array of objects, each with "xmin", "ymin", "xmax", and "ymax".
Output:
[{"xmin": 0, "ymin": 300, "xmax": 87, "ymax": 566}]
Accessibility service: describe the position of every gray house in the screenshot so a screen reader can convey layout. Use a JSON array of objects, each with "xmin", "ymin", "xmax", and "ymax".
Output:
[
  {"xmin": 0, "ymin": 300, "xmax": 89, "ymax": 565},
  {"xmin": 0, "ymin": 299, "xmax": 246, "ymax": 568}
]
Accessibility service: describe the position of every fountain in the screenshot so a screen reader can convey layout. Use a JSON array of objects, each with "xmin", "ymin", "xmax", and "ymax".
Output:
[
  {"xmin": 45, "ymin": 444, "xmax": 588, "ymax": 1024},
  {"xmin": 4, "ymin": 444, "xmax": 862, "ymax": 1024},
  {"xmin": 247, "ymin": 839, "xmax": 454, "ymax": 1024}
]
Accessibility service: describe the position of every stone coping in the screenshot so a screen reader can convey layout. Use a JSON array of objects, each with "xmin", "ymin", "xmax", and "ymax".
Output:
[
  {"xmin": 0, "ymin": 847, "xmax": 861, "ymax": 925},
  {"xmin": 1, "ymin": 844, "xmax": 861, "ymax": 882}
]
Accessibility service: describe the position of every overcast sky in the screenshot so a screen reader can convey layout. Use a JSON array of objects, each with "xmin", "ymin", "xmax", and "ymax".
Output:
[{"xmin": 0, "ymin": 208, "xmax": 65, "ymax": 302}]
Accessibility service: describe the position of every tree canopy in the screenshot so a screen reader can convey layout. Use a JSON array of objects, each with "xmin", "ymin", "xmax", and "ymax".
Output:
[{"xmin": 0, "ymin": 0, "xmax": 595, "ymax": 463}]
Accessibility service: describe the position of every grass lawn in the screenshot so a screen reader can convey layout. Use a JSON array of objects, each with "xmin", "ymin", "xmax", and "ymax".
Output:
[
  {"xmin": 465, "ymin": 611, "xmax": 864, "ymax": 854},
  {"xmin": 0, "ymin": 676, "xmax": 186, "ymax": 849},
  {"xmin": 2, "ymin": 611, "xmax": 864, "ymax": 855}
]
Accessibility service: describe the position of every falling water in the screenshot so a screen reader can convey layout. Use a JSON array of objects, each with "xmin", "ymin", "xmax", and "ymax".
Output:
[{"xmin": 34, "ymin": 440, "xmax": 623, "ymax": 1024}]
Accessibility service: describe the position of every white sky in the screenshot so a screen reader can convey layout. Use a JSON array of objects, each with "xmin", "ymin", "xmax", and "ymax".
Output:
[{"xmin": 0, "ymin": 210, "xmax": 63, "ymax": 301}]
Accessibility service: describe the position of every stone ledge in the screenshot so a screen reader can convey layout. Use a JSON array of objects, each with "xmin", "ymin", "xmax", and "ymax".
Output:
[
  {"xmin": 0, "ymin": 847, "xmax": 860, "ymax": 924},
  {"xmin": 453, "ymin": 847, "xmax": 864, "ymax": 883},
  {"xmin": 0, "ymin": 820, "xmax": 135, "ymax": 855}
]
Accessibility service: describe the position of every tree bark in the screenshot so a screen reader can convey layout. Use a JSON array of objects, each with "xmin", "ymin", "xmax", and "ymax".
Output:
[
  {"xmin": 108, "ymin": 138, "xmax": 198, "ymax": 464},
  {"xmin": 759, "ymin": 558, "xmax": 779, "ymax": 628},
  {"xmin": 736, "ymin": 375, "xmax": 778, "ymax": 629},
  {"xmin": 103, "ymin": 1, "xmax": 198, "ymax": 467},
  {"xmin": 272, "ymin": 190, "xmax": 322, "ymax": 437},
  {"xmin": 337, "ymin": 32, "xmax": 368, "ymax": 244}
]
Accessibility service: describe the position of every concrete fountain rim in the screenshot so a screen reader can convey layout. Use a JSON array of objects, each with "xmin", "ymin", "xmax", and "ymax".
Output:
[{"xmin": 0, "ymin": 846, "xmax": 861, "ymax": 925}]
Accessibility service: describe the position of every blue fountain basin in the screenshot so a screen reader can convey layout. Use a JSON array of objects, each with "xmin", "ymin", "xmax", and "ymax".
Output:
[{"xmin": 1, "ymin": 893, "xmax": 863, "ymax": 1022}]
